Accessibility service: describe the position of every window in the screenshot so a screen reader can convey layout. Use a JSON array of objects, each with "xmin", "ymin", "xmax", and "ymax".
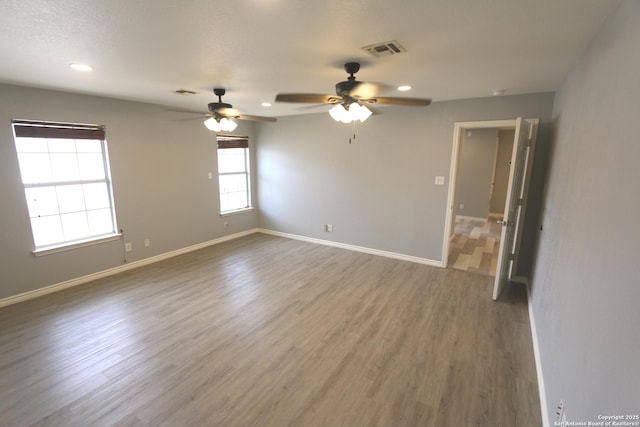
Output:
[
  {"xmin": 12, "ymin": 120, "xmax": 118, "ymax": 251},
  {"xmin": 217, "ymin": 134, "xmax": 251, "ymax": 214}
]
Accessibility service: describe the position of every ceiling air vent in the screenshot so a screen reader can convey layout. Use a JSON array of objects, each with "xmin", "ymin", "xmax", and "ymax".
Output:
[{"xmin": 361, "ymin": 40, "xmax": 406, "ymax": 58}]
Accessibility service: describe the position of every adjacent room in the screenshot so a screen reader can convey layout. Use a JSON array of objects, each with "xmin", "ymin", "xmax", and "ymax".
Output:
[{"xmin": 1, "ymin": 1, "xmax": 638, "ymax": 426}]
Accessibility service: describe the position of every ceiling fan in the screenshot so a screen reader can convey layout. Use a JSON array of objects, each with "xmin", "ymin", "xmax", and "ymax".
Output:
[
  {"xmin": 275, "ymin": 62, "xmax": 431, "ymax": 123},
  {"xmin": 174, "ymin": 88, "xmax": 277, "ymax": 132}
]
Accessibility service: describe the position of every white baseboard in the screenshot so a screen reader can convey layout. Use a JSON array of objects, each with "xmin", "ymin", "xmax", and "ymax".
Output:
[
  {"xmin": 257, "ymin": 228, "xmax": 443, "ymax": 267},
  {"xmin": 1, "ymin": 228, "xmax": 444, "ymax": 308},
  {"xmin": 525, "ymin": 280, "xmax": 549, "ymax": 427},
  {"xmin": 0, "ymin": 229, "xmax": 258, "ymax": 308}
]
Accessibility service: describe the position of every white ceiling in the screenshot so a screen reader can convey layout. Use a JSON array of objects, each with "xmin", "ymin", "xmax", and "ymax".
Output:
[{"xmin": 0, "ymin": 0, "xmax": 620, "ymax": 118}]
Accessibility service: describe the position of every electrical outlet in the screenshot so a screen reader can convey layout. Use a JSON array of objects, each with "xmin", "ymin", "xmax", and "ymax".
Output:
[
  {"xmin": 325, "ymin": 224, "xmax": 333, "ymax": 232},
  {"xmin": 459, "ymin": 203, "xmax": 465, "ymax": 210},
  {"xmin": 125, "ymin": 242, "xmax": 132, "ymax": 252},
  {"xmin": 223, "ymin": 221, "xmax": 229, "ymax": 228},
  {"xmin": 144, "ymin": 238, "xmax": 150, "ymax": 247}
]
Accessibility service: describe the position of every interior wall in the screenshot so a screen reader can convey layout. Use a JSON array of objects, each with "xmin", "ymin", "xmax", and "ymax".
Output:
[
  {"xmin": 489, "ymin": 129, "xmax": 515, "ymax": 215},
  {"xmin": 0, "ymin": 84, "xmax": 258, "ymax": 300},
  {"xmin": 456, "ymin": 128, "xmax": 498, "ymax": 218},
  {"xmin": 256, "ymin": 93, "xmax": 554, "ymax": 263},
  {"xmin": 531, "ymin": 1, "xmax": 640, "ymax": 423}
]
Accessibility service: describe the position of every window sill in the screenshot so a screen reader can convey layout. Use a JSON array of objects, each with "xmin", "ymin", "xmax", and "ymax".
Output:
[
  {"xmin": 220, "ymin": 207, "xmax": 255, "ymax": 217},
  {"xmin": 33, "ymin": 234, "xmax": 122, "ymax": 257}
]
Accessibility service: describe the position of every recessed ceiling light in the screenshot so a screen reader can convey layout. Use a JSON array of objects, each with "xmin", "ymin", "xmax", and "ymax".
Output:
[
  {"xmin": 398, "ymin": 85, "xmax": 412, "ymax": 92},
  {"xmin": 69, "ymin": 63, "xmax": 94, "ymax": 72},
  {"xmin": 261, "ymin": 102, "xmax": 272, "ymax": 107},
  {"xmin": 492, "ymin": 89, "xmax": 506, "ymax": 96}
]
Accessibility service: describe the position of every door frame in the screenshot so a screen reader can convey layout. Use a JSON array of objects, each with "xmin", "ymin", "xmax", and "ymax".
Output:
[{"xmin": 441, "ymin": 119, "xmax": 517, "ymax": 269}]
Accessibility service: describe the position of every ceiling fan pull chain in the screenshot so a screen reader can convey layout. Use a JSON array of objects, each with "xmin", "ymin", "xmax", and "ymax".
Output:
[{"xmin": 349, "ymin": 121, "xmax": 357, "ymax": 144}]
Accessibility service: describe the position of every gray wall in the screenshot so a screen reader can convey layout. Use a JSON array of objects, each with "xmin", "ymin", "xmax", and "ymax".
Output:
[
  {"xmin": 0, "ymin": 86, "xmax": 554, "ymax": 300},
  {"xmin": 456, "ymin": 128, "xmax": 498, "ymax": 218},
  {"xmin": 0, "ymin": 84, "xmax": 258, "ymax": 300},
  {"xmin": 256, "ymin": 93, "xmax": 554, "ymax": 263},
  {"xmin": 489, "ymin": 129, "xmax": 515, "ymax": 215},
  {"xmin": 531, "ymin": 1, "xmax": 640, "ymax": 423}
]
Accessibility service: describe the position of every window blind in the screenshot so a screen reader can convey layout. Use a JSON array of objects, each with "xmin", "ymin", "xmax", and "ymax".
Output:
[
  {"xmin": 13, "ymin": 120, "xmax": 106, "ymax": 140},
  {"xmin": 217, "ymin": 134, "xmax": 249, "ymax": 149}
]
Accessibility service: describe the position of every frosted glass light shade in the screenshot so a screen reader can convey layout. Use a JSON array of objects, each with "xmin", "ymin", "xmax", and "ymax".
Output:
[
  {"xmin": 329, "ymin": 103, "xmax": 372, "ymax": 123},
  {"xmin": 204, "ymin": 117, "xmax": 221, "ymax": 131},
  {"xmin": 220, "ymin": 118, "xmax": 238, "ymax": 132},
  {"xmin": 204, "ymin": 117, "xmax": 238, "ymax": 132},
  {"xmin": 329, "ymin": 104, "xmax": 351, "ymax": 123}
]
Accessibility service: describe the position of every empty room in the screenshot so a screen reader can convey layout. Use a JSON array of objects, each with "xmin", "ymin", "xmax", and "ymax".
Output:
[{"xmin": 1, "ymin": 1, "xmax": 638, "ymax": 426}]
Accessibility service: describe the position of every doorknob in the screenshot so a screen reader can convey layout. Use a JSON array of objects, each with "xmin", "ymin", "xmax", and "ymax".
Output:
[{"xmin": 497, "ymin": 219, "xmax": 513, "ymax": 226}]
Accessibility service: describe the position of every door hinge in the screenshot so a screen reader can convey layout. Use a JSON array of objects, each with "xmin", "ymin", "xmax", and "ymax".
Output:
[
  {"xmin": 526, "ymin": 138, "xmax": 533, "ymax": 147},
  {"xmin": 518, "ymin": 198, "xmax": 524, "ymax": 206},
  {"xmin": 508, "ymin": 253, "xmax": 515, "ymax": 261}
]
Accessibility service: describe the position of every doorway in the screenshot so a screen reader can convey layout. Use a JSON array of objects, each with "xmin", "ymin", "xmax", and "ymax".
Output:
[
  {"xmin": 442, "ymin": 119, "xmax": 539, "ymax": 299},
  {"xmin": 447, "ymin": 127, "xmax": 514, "ymax": 276}
]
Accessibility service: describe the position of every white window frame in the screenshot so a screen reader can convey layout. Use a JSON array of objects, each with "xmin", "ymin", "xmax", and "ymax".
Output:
[
  {"xmin": 217, "ymin": 134, "xmax": 252, "ymax": 215},
  {"xmin": 12, "ymin": 120, "xmax": 119, "ymax": 254}
]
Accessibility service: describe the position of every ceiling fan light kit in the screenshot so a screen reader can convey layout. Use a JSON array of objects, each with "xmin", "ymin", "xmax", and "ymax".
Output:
[
  {"xmin": 166, "ymin": 87, "xmax": 277, "ymax": 133},
  {"xmin": 204, "ymin": 117, "xmax": 238, "ymax": 132},
  {"xmin": 329, "ymin": 103, "xmax": 372, "ymax": 123},
  {"xmin": 275, "ymin": 62, "xmax": 430, "ymax": 125}
]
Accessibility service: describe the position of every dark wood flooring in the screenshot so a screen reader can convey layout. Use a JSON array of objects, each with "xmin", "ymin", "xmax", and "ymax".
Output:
[{"xmin": 0, "ymin": 233, "xmax": 541, "ymax": 426}]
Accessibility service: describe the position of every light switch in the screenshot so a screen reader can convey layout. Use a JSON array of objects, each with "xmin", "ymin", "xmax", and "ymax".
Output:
[{"xmin": 435, "ymin": 176, "xmax": 445, "ymax": 185}]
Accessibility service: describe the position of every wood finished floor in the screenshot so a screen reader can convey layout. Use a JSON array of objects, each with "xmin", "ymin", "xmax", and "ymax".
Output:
[
  {"xmin": 449, "ymin": 216, "xmax": 502, "ymax": 276},
  {"xmin": 0, "ymin": 233, "xmax": 541, "ymax": 426}
]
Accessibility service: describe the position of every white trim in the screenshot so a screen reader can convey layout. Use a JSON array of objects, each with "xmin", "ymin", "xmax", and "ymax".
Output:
[
  {"xmin": 219, "ymin": 207, "xmax": 255, "ymax": 217},
  {"xmin": 257, "ymin": 228, "xmax": 443, "ymax": 267},
  {"xmin": 2, "ymin": 227, "xmax": 443, "ymax": 308},
  {"xmin": 526, "ymin": 280, "xmax": 549, "ymax": 427},
  {"xmin": 0, "ymin": 229, "xmax": 258, "ymax": 308},
  {"xmin": 33, "ymin": 234, "xmax": 122, "ymax": 257},
  {"xmin": 443, "ymin": 119, "xmax": 518, "ymax": 272}
]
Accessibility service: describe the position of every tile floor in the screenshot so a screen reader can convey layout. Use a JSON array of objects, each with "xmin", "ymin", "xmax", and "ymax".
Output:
[{"xmin": 448, "ymin": 215, "xmax": 502, "ymax": 276}]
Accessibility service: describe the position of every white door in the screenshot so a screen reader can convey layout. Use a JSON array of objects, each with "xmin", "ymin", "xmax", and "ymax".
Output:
[{"xmin": 492, "ymin": 118, "xmax": 531, "ymax": 300}]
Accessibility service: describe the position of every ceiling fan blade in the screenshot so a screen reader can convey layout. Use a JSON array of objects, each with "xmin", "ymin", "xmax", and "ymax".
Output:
[
  {"xmin": 237, "ymin": 114, "xmax": 278, "ymax": 123},
  {"xmin": 366, "ymin": 96, "xmax": 432, "ymax": 106},
  {"xmin": 164, "ymin": 108, "xmax": 208, "ymax": 115},
  {"xmin": 275, "ymin": 93, "xmax": 341, "ymax": 104},
  {"xmin": 164, "ymin": 108, "xmax": 214, "ymax": 121},
  {"xmin": 349, "ymin": 82, "xmax": 385, "ymax": 100},
  {"xmin": 212, "ymin": 107, "xmax": 241, "ymax": 117},
  {"xmin": 179, "ymin": 116, "xmax": 212, "ymax": 121},
  {"xmin": 295, "ymin": 103, "xmax": 331, "ymax": 111}
]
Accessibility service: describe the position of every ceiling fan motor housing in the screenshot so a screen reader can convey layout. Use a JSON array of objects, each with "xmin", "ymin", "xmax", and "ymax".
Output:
[
  {"xmin": 208, "ymin": 102, "xmax": 233, "ymax": 112},
  {"xmin": 336, "ymin": 62, "xmax": 362, "ymax": 97},
  {"xmin": 335, "ymin": 80, "xmax": 360, "ymax": 97}
]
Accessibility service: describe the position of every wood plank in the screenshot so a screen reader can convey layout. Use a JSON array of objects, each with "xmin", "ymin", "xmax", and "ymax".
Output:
[{"xmin": 0, "ymin": 234, "xmax": 541, "ymax": 426}]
